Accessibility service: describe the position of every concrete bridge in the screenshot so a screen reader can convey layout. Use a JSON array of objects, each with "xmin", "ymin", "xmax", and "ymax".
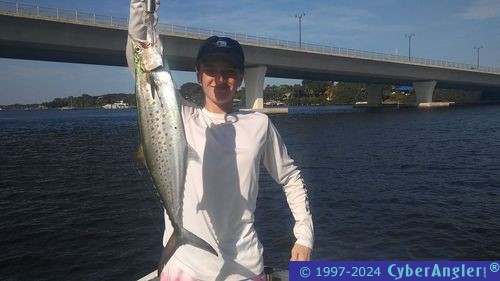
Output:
[{"xmin": 2, "ymin": 1, "xmax": 500, "ymax": 109}]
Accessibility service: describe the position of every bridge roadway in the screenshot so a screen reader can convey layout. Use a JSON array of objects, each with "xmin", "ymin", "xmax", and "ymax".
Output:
[{"xmin": 1, "ymin": 10, "xmax": 500, "ymax": 108}]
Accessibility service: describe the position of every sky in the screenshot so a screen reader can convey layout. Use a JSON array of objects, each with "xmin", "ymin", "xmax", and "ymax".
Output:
[{"xmin": 1, "ymin": 0, "xmax": 500, "ymax": 105}]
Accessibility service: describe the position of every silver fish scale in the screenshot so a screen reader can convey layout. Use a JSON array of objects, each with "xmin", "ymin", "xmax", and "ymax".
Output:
[
  {"xmin": 129, "ymin": 8, "xmax": 218, "ymax": 271},
  {"xmin": 133, "ymin": 38, "xmax": 187, "ymax": 226},
  {"xmin": 129, "ymin": 6, "xmax": 220, "ymax": 274}
]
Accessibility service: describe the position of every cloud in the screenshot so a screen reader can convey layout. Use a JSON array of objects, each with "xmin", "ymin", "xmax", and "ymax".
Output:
[{"xmin": 458, "ymin": 0, "xmax": 500, "ymax": 20}]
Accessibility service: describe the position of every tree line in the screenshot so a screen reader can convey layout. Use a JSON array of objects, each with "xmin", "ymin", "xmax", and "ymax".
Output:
[
  {"xmin": 2, "ymin": 80, "xmax": 469, "ymax": 110},
  {"xmin": 42, "ymin": 93, "xmax": 137, "ymax": 109},
  {"xmin": 180, "ymin": 80, "xmax": 468, "ymax": 107}
]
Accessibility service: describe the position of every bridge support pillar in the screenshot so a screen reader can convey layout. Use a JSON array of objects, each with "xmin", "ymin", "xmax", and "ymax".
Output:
[
  {"xmin": 367, "ymin": 84, "xmax": 384, "ymax": 106},
  {"xmin": 413, "ymin": 80, "xmax": 437, "ymax": 104},
  {"xmin": 244, "ymin": 65, "xmax": 267, "ymax": 109},
  {"xmin": 463, "ymin": 91, "xmax": 482, "ymax": 104}
]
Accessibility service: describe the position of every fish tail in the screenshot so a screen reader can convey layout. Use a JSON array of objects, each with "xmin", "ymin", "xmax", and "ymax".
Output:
[{"xmin": 157, "ymin": 227, "xmax": 218, "ymax": 276}]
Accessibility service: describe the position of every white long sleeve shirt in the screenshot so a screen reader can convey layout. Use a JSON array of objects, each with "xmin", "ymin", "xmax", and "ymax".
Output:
[{"xmin": 163, "ymin": 103, "xmax": 313, "ymax": 280}]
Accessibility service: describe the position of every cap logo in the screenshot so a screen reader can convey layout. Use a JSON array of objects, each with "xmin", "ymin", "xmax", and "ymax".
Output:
[{"xmin": 215, "ymin": 39, "xmax": 228, "ymax": 48}]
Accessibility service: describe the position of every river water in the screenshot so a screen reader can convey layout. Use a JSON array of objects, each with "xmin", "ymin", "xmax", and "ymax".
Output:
[{"xmin": 0, "ymin": 105, "xmax": 499, "ymax": 280}]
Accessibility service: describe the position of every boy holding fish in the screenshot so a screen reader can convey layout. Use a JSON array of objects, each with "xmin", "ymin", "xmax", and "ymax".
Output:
[{"xmin": 127, "ymin": 1, "xmax": 313, "ymax": 280}]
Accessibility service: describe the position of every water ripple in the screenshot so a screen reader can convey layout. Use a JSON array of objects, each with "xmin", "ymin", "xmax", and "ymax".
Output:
[{"xmin": 1, "ymin": 107, "xmax": 500, "ymax": 279}]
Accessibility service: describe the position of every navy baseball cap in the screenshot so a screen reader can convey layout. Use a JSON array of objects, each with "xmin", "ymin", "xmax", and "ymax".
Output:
[{"xmin": 196, "ymin": 36, "xmax": 245, "ymax": 70}]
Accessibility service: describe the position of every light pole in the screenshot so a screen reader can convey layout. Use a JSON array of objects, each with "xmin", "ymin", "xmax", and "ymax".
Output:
[
  {"xmin": 474, "ymin": 46, "xmax": 483, "ymax": 69},
  {"xmin": 295, "ymin": 12, "xmax": 305, "ymax": 48},
  {"xmin": 405, "ymin": 33, "xmax": 415, "ymax": 62}
]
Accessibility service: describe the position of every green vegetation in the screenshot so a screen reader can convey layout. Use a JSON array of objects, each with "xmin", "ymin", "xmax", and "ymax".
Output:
[
  {"xmin": 1, "ymin": 80, "xmax": 473, "ymax": 110},
  {"xmin": 44, "ymin": 93, "xmax": 136, "ymax": 108},
  {"xmin": 433, "ymin": 89, "xmax": 467, "ymax": 102},
  {"xmin": 179, "ymin": 83, "xmax": 204, "ymax": 106},
  {"xmin": 266, "ymin": 81, "xmax": 391, "ymax": 105},
  {"xmin": 262, "ymin": 81, "xmax": 471, "ymax": 105}
]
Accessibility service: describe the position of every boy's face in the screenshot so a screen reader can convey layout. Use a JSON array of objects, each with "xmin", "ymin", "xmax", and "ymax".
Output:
[{"xmin": 197, "ymin": 55, "xmax": 243, "ymax": 113}]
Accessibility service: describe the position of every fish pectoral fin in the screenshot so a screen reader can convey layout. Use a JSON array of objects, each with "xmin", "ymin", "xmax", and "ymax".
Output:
[
  {"xmin": 148, "ymin": 74, "xmax": 165, "ymax": 101},
  {"xmin": 150, "ymin": 84, "xmax": 156, "ymax": 100},
  {"xmin": 147, "ymin": 75, "xmax": 157, "ymax": 100}
]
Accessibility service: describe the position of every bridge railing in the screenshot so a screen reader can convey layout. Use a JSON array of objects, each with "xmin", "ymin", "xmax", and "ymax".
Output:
[
  {"xmin": 2, "ymin": 0, "xmax": 500, "ymax": 75},
  {"xmin": 0, "ymin": 1, "xmax": 129, "ymax": 28}
]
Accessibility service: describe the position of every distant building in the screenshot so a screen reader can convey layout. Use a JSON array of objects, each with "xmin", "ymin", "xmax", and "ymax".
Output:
[
  {"xmin": 264, "ymin": 100, "xmax": 285, "ymax": 106},
  {"xmin": 103, "ymin": 100, "xmax": 129, "ymax": 109}
]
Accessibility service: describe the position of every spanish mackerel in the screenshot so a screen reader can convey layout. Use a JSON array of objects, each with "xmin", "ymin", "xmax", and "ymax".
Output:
[{"xmin": 128, "ymin": 1, "xmax": 218, "ymax": 275}]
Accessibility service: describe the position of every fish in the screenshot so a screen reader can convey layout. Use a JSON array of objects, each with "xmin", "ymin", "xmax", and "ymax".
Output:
[{"xmin": 128, "ymin": 3, "xmax": 218, "ymax": 276}]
